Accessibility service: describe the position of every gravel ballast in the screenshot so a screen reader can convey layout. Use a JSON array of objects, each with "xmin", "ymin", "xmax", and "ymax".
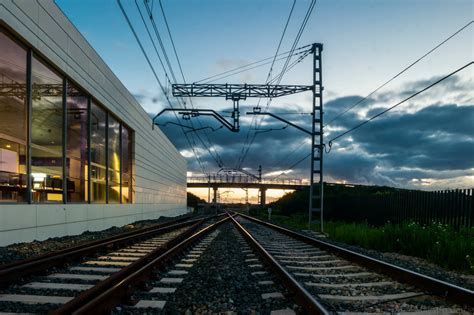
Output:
[
  {"xmin": 0, "ymin": 214, "xmax": 192, "ymax": 266},
  {"xmin": 118, "ymin": 222, "xmax": 300, "ymax": 314},
  {"xmin": 300, "ymin": 229, "xmax": 474, "ymax": 291}
]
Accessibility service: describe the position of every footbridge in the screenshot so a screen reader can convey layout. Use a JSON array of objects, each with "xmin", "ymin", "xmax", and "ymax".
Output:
[{"xmin": 187, "ymin": 175, "xmax": 308, "ymax": 205}]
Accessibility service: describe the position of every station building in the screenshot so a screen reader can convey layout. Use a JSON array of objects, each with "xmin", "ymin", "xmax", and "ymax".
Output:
[{"xmin": 0, "ymin": 1, "xmax": 187, "ymax": 245}]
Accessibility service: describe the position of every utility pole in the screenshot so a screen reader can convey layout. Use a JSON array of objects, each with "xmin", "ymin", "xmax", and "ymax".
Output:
[
  {"xmin": 166, "ymin": 44, "xmax": 323, "ymax": 230},
  {"xmin": 309, "ymin": 43, "xmax": 324, "ymax": 232},
  {"xmin": 247, "ymin": 43, "xmax": 324, "ymax": 231}
]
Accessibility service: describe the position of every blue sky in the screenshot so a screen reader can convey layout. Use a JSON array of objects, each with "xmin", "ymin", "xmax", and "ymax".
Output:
[
  {"xmin": 57, "ymin": 0, "xmax": 472, "ymax": 103},
  {"xmin": 56, "ymin": 0, "xmax": 473, "ymax": 201}
]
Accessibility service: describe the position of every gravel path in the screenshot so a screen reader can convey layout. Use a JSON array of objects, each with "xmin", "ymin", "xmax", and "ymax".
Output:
[{"xmin": 0, "ymin": 214, "xmax": 192, "ymax": 266}]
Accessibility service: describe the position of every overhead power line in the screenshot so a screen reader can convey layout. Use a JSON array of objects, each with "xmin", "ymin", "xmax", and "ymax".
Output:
[
  {"xmin": 237, "ymin": 0, "xmax": 317, "ymax": 169},
  {"xmin": 271, "ymin": 61, "xmax": 473, "ymax": 180},
  {"xmin": 271, "ymin": 151, "xmax": 311, "ymax": 180},
  {"xmin": 266, "ymin": 0, "xmax": 297, "ymax": 84},
  {"xmin": 154, "ymin": 0, "xmax": 226, "ymax": 168},
  {"xmin": 139, "ymin": 0, "xmax": 224, "ymax": 169},
  {"xmin": 329, "ymin": 61, "xmax": 473, "ymax": 143},
  {"xmin": 117, "ymin": 0, "xmax": 208, "ymax": 174},
  {"xmin": 205, "ymin": 50, "xmax": 310, "ymax": 84},
  {"xmin": 236, "ymin": 0, "xmax": 299, "ymax": 169},
  {"xmin": 325, "ymin": 20, "xmax": 473, "ymax": 128},
  {"xmin": 194, "ymin": 45, "xmax": 311, "ymax": 84}
]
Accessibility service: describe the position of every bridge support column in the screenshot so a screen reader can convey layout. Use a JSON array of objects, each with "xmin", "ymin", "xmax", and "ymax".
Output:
[
  {"xmin": 259, "ymin": 188, "xmax": 267, "ymax": 206},
  {"xmin": 213, "ymin": 187, "xmax": 218, "ymax": 203}
]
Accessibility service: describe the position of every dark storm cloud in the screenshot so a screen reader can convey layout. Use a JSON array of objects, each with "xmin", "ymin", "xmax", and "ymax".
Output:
[
  {"xmin": 347, "ymin": 104, "xmax": 474, "ymax": 171},
  {"xmin": 149, "ymin": 74, "xmax": 473, "ymax": 188}
]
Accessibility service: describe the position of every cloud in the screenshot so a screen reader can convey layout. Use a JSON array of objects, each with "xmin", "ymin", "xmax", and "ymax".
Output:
[{"xmin": 150, "ymin": 73, "xmax": 474, "ymax": 190}]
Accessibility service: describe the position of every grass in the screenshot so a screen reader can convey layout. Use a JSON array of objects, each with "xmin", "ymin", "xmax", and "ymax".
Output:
[{"xmin": 248, "ymin": 209, "xmax": 474, "ymax": 273}]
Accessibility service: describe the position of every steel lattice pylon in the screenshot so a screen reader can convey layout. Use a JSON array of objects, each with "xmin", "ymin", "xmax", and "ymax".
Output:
[
  {"xmin": 168, "ymin": 43, "xmax": 325, "ymax": 231},
  {"xmin": 309, "ymin": 43, "xmax": 324, "ymax": 231}
]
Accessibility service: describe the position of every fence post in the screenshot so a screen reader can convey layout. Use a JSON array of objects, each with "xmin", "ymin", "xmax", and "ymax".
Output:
[
  {"xmin": 444, "ymin": 190, "xmax": 449, "ymax": 225},
  {"xmin": 423, "ymin": 191, "xmax": 428, "ymax": 225},
  {"xmin": 429, "ymin": 190, "xmax": 434, "ymax": 225},
  {"xmin": 405, "ymin": 190, "xmax": 410, "ymax": 223},
  {"xmin": 455, "ymin": 189, "xmax": 461, "ymax": 230},
  {"xmin": 469, "ymin": 189, "xmax": 473, "ymax": 228},
  {"xmin": 449, "ymin": 189, "xmax": 455, "ymax": 228}
]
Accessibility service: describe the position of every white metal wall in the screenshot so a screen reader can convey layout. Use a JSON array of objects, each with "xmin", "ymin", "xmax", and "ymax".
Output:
[{"xmin": 0, "ymin": 0, "xmax": 187, "ymax": 245}]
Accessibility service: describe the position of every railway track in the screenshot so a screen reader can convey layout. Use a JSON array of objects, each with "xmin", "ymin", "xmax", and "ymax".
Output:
[
  {"xmin": 231, "ymin": 212, "xmax": 474, "ymax": 314},
  {"xmin": 0, "ymin": 211, "xmax": 472, "ymax": 314},
  {"xmin": 0, "ymin": 214, "xmax": 223, "ymax": 314},
  {"xmin": 112, "ymin": 221, "xmax": 300, "ymax": 314}
]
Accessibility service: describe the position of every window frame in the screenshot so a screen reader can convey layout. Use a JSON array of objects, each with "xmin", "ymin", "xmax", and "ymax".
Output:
[{"xmin": 0, "ymin": 25, "xmax": 134, "ymax": 204}]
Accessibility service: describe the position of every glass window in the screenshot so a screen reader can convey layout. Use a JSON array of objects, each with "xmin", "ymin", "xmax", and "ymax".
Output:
[
  {"xmin": 108, "ymin": 116, "xmax": 120, "ymax": 203},
  {"xmin": 0, "ymin": 30, "xmax": 28, "ymax": 202},
  {"xmin": 90, "ymin": 102, "xmax": 106, "ymax": 203},
  {"xmin": 31, "ymin": 56, "xmax": 63, "ymax": 203},
  {"xmin": 66, "ymin": 83, "xmax": 88, "ymax": 202},
  {"xmin": 121, "ymin": 126, "xmax": 132, "ymax": 203}
]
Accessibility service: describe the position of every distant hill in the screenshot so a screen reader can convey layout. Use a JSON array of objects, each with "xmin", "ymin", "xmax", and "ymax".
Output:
[{"xmin": 269, "ymin": 183, "xmax": 400, "ymax": 215}]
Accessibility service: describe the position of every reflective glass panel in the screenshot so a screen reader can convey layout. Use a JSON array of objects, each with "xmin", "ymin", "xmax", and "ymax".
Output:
[
  {"xmin": 121, "ymin": 126, "xmax": 132, "ymax": 203},
  {"xmin": 31, "ymin": 57, "xmax": 63, "ymax": 203},
  {"xmin": 108, "ymin": 116, "xmax": 120, "ymax": 203},
  {"xmin": 90, "ymin": 102, "xmax": 106, "ymax": 203},
  {"xmin": 66, "ymin": 83, "xmax": 88, "ymax": 202},
  {"xmin": 0, "ymin": 30, "xmax": 27, "ymax": 202}
]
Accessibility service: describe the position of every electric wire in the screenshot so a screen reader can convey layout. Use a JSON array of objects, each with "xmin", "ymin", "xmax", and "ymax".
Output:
[
  {"xmin": 325, "ymin": 20, "xmax": 473, "ymax": 128},
  {"xmin": 270, "ymin": 151, "xmax": 311, "ymax": 180},
  {"xmin": 205, "ymin": 50, "xmax": 310, "ymax": 84},
  {"xmin": 236, "ymin": 45, "xmax": 312, "ymax": 169},
  {"xmin": 155, "ymin": 0, "xmax": 225, "ymax": 168},
  {"xmin": 117, "ymin": 0, "xmax": 207, "ymax": 174},
  {"xmin": 139, "ymin": 0, "xmax": 224, "ymax": 169},
  {"xmin": 329, "ymin": 61, "xmax": 473, "ymax": 144},
  {"xmin": 237, "ymin": 1, "xmax": 317, "ymax": 169},
  {"xmin": 235, "ymin": 0, "xmax": 297, "ymax": 170},
  {"xmin": 195, "ymin": 45, "xmax": 311, "ymax": 84},
  {"xmin": 270, "ymin": 61, "xmax": 473, "ymax": 181},
  {"xmin": 271, "ymin": 137, "xmax": 308, "ymax": 171}
]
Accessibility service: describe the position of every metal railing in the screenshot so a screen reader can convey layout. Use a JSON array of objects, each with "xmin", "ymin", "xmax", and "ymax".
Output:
[{"xmin": 187, "ymin": 175, "xmax": 306, "ymax": 186}]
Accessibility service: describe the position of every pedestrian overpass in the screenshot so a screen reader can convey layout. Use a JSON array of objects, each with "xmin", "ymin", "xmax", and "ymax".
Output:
[{"xmin": 187, "ymin": 174, "xmax": 307, "ymax": 205}]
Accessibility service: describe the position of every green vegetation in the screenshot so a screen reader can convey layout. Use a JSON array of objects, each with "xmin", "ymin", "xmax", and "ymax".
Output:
[
  {"xmin": 261, "ymin": 182, "xmax": 474, "ymax": 273},
  {"xmin": 187, "ymin": 192, "xmax": 206, "ymax": 209},
  {"xmin": 323, "ymin": 221, "xmax": 474, "ymax": 273},
  {"xmin": 249, "ymin": 209, "xmax": 473, "ymax": 273}
]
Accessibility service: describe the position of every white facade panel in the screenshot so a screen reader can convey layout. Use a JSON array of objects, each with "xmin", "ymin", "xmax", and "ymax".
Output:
[{"xmin": 0, "ymin": 0, "xmax": 187, "ymax": 246}]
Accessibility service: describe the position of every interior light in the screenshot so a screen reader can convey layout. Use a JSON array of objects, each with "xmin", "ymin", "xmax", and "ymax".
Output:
[
  {"xmin": 32, "ymin": 172, "xmax": 47, "ymax": 181},
  {"xmin": 5, "ymin": 144, "xmax": 11, "ymax": 149}
]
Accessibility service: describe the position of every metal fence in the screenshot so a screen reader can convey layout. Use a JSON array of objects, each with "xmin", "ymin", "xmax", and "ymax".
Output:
[{"xmin": 325, "ymin": 189, "xmax": 473, "ymax": 229}]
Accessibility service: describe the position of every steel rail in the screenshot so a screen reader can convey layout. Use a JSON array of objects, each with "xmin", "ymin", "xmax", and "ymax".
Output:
[
  {"xmin": 228, "ymin": 213, "xmax": 330, "ymax": 314},
  {"xmin": 236, "ymin": 212, "xmax": 474, "ymax": 307},
  {"xmin": 0, "ymin": 214, "xmax": 203, "ymax": 287},
  {"xmin": 0, "ymin": 214, "xmax": 193, "ymax": 270},
  {"xmin": 54, "ymin": 215, "xmax": 231, "ymax": 315}
]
